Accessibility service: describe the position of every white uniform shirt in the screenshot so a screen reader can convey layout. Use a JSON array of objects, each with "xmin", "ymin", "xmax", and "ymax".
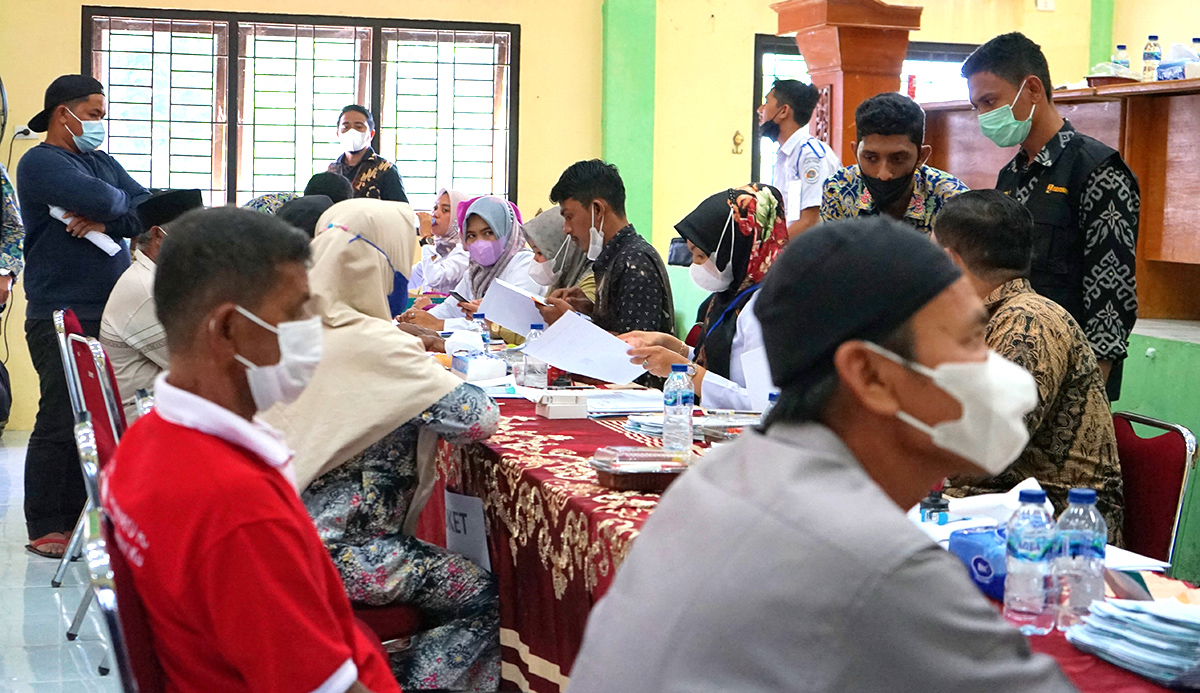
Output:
[
  {"xmin": 772, "ymin": 132, "xmax": 841, "ymax": 224},
  {"xmin": 429, "ymin": 249, "xmax": 542, "ymax": 329},
  {"xmin": 408, "ymin": 243, "xmax": 469, "ymax": 295},
  {"xmin": 99, "ymin": 250, "xmax": 169, "ymax": 423},
  {"xmin": 693, "ymin": 292, "xmax": 775, "ymax": 412}
]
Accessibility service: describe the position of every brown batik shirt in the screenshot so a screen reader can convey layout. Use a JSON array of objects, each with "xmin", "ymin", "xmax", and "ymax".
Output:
[{"xmin": 944, "ymin": 278, "xmax": 1124, "ymax": 545}]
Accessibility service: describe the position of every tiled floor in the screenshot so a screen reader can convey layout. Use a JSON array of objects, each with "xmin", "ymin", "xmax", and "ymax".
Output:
[{"xmin": 0, "ymin": 431, "xmax": 121, "ymax": 692}]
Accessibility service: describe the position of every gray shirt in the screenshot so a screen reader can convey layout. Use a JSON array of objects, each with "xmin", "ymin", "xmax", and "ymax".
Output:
[{"xmin": 568, "ymin": 423, "xmax": 1076, "ymax": 693}]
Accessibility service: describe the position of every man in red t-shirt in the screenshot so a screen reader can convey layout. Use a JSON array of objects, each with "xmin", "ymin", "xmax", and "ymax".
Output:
[{"xmin": 102, "ymin": 206, "xmax": 401, "ymax": 693}]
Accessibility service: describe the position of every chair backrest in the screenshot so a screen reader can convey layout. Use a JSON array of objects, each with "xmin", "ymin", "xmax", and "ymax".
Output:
[
  {"xmin": 75, "ymin": 413, "xmax": 102, "ymax": 505},
  {"xmin": 1113, "ymin": 411, "xmax": 1197, "ymax": 564},
  {"xmin": 53, "ymin": 310, "xmax": 84, "ymax": 415}
]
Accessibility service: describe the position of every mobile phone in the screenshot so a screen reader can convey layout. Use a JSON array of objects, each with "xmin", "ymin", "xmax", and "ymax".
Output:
[{"xmin": 448, "ymin": 291, "xmax": 469, "ymax": 304}]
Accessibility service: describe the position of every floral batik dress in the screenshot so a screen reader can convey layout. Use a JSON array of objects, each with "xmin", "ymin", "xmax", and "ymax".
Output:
[{"xmin": 304, "ymin": 383, "xmax": 501, "ymax": 692}]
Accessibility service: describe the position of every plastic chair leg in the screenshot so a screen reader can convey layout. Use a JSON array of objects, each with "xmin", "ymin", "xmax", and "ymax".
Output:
[
  {"xmin": 66, "ymin": 584, "xmax": 94, "ymax": 641},
  {"xmin": 51, "ymin": 508, "xmax": 89, "ymax": 588}
]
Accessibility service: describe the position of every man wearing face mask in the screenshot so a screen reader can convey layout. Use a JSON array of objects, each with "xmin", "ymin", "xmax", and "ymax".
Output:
[
  {"xmin": 537, "ymin": 160, "xmax": 674, "ymax": 340},
  {"xmin": 328, "ymin": 105, "xmax": 408, "ymax": 203},
  {"xmin": 933, "ymin": 190, "xmax": 1123, "ymax": 544},
  {"xmin": 820, "ymin": 92, "xmax": 968, "ymax": 236},
  {"xmin": 102, "ymin": 207, "xmax": 400, "ymax": 693},
  {"xmin": 964, "ymin": 33, "xmax": 1139, "ymax": 403},
  {"xmin": 569, "ymin": 216, "xmax": 1075, "ymax": 693},
  {"xmin": 757, "ymin": 79, "xmax": 840, "ymax": 237},
  {"xmin": 16, "ymin": 74, "xmax": 150, "ymax": 558}
]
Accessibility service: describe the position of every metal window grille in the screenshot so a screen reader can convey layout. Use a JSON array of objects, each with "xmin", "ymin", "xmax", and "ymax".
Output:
[
  {"xmin": 83, "ymin": 8, "xmax": 519, "ymax": 207},
  {"xmin": 380, "ymin": 29, "xmax": 511, "ymax": 213},
  {"xmin": 237, "ymin": 22, "xmax": 371, "ymax": 204},
  {"xmin": 89, "ymin": 16, "xmax": 229, "ymax": 205}
]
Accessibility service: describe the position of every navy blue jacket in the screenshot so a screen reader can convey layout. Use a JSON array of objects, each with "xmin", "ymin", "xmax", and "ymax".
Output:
[{"xmin": 16, "ymin": 144, "xmax": 149, "ymax": 320}]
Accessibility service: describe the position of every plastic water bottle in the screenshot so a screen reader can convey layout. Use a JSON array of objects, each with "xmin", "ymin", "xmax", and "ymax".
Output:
[
  {"xmin": 1053, "ymin": 488, "xmax": 1107, "ymax": 631},
  {"xmin": 1004, "ymin": 489, "xmax": 1057, "ymax": 635},
  {"xmin": 760, "ymin": 392, "xmax": 779, "ymax": 425},
  {"xmin": 1143, "ymin": 35, "xmax": 1162, "ymax": 82},
  {"xmin": 522, "ymin": 324, "xmax": 548, "ymax": 389},
  {"xmin": 662, "ymin": 364, "xmax": 694, "ymax": 452},
  {"xmin": 1112, "ymin": 44, "xmax": 1130, "ymax": 69},
  {"xmin": 470, "ymin": 313, "xmax": 490, "ymax": 350},
  {"xmin": 1193, "ymin": 38, "xmax": 1200, "ymax": 59}
]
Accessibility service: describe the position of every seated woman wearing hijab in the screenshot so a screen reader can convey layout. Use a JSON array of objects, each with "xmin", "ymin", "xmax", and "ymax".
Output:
[
  {"xmin": 624, "ymin": 184, "xmax": 787, "ymax": 411},
  {"xmin": 399, "ymin": 195, "xmax": 542, "ymax": 332},
  {"xmin": 524, "ymin": 205, "xmax": 595, "ymax": 302},
  {"xmin": 409, "ymin": 188, "xmax": 469, "ymax": 295},
  {"xmin": 261, "ymin": 198, "xmax": 502, "ymax": 692}
]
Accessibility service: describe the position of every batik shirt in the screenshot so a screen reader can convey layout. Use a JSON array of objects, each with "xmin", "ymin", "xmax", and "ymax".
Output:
[
  {"xmin": 242, "ymin": 192, "xmax": 299, "ymax": 215},
  {"xmin": 591, "ymin": 225, "xmax": 675, "ymax": 336},
  {"xmin": 996, "ymin": 121, "xmax": 1139, "ymax": 364},
  {"xmin": 943, "ymin": 279, "xmax": 1124, "ymax": 545},
  {"xmin": 0, "ymin": 163, "xmax": 23, "ymax": 276},
  {"xmin": 328, "ymin": 148, "xmax": 408, "ymax": 203},
  {"xmin": 820, "ymin": 164, "xmax": 969, "ymax": 236}
]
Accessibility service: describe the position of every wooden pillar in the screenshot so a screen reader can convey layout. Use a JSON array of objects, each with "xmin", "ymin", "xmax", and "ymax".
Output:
[{"xmin": 771, "ymin": 0, "xmax": 922, "ymax": 164}]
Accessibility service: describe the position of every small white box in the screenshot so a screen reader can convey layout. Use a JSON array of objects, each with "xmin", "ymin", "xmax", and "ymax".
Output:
[{"xmin": 535, "ymin": 392, "xmax": 589, "ymax": 419}]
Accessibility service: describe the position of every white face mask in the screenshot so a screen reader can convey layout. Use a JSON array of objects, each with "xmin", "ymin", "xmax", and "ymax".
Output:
[
  {"xmin": 338, "ymin": 128, "xmax": 371, "ymax": 154},
  {"xmin": 586, "ymin": 205, "xmax": 605, "ymax": 261},
  {"xmin": 529, "ymin": 236, "xmax": 570, "ymax": 286},
  {"xmin": 687, "ymin": 209, "xmax": 735, "ymax": 293},
  {"xmin": 232, "ymin": 306, "xmax": 323, "ymax": 412},
  {"xmin": 866, "ymin": 343, "xmax": 1038, "ymax": 476}
]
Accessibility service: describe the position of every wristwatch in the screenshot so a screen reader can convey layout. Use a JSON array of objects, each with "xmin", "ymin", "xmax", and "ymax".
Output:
[{"xmin": 683, "ymin": 363, "xmax": 698, "ymax": 377}]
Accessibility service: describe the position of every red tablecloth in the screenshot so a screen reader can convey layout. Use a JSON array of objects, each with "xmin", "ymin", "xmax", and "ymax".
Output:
[{"xmin": 416, "ymin": 399, "xmax": 1170, "ymax": 693}]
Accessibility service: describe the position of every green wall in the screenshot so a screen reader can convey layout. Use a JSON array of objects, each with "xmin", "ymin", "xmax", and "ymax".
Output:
[
  {"xmin": 601, "ymin": 0, "xmax": 655, "ymax": 238},
  {"xmin": 1117, "ymin": 333, "xmax": 1200, "ymax": 583},
  {"xmin": 1089, "ymin": 0, "xmax": 1116, "ymax": 69}
]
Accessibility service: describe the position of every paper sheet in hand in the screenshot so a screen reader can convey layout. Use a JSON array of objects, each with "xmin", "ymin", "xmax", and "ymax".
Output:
[
  {"xmin": 478, "ymin": 278, "xmax": 546, "ymax": 335},
  {"xmin": 49, "ymin": 206, "xmax": 123, "ymax": 256},
  {"xmin": 522, "ymin": 310, "xmax": 645, "ymax": 384}
]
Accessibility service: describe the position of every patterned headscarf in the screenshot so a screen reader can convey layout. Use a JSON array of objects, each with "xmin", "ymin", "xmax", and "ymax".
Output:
[
  {"xmin": 460, "ymin": 196, "xmax": 527, "ymax": 299},
  {"xmin": 433, "ymin": 188, "xmax": 468, "ymax": 258},
  {"xmin": 730, "ymin": 183, "xmax": 789, "ymax": 291}
]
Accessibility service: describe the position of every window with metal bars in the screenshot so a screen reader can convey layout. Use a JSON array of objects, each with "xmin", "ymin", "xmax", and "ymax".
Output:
[
  {"xmin": 83, "ymin": 8, "xmax": 519, "ymax": 209},
  {"xmin": 750, "ymin": 35, "xmax": 977, "ymax": 183}
]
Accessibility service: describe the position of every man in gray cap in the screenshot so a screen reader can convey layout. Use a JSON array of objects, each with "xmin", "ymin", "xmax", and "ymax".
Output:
[
  {"xmin": 568, "ymin": 217, "xmax": 1076, "ymax": 692},
  {"xmin": 17, "ymin": 74, "xmax": 148, "ymax": 557},
  {"xmin": 100, "ymin": 189, "xmax": 203, "ymax": 422}
]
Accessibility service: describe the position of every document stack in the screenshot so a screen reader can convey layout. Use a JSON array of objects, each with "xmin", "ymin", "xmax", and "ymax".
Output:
[{"xmin": 1066, "ymin": 599, "xmax": 1200, "ymax": 688}]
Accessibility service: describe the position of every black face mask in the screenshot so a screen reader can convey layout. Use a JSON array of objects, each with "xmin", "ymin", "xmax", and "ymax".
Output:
[
  {"xmin": 759, "ymin": 118, "xmax": 781, "ymax": 142},
  {"xmin": 862, "ymin": 171, "xmax": 914, "ymax": 212}
]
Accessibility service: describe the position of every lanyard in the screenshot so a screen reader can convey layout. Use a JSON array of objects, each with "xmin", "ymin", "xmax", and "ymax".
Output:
[{"xmin": 705, "ymin": 285, "xmax": 761, "ymax": 339}]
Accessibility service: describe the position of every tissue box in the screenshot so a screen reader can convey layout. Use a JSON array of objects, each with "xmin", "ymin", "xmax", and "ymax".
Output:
[
  {"xmin": 948, "ymin": 526, "xmax": 1008, "ymax": 602},
  {"xmin": 1157, "ymin": 60, "xmax": 1189, "ymax": 81},
  {"xmin": 451, "ymin": 352, "xmax": 508, "ymax": 382}
]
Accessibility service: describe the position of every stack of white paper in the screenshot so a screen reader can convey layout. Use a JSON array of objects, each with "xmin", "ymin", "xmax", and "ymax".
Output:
[
  {"xmin": 521, "ymin": 311, "xmax": 646, "ymax": 384},
  {"xmin": 585, "ymin": 390, "xmax": 665, "ymax": 416},
  {"xmin": 1067, "ymin": 599, "xmax": 1200, "ymax": 688}
]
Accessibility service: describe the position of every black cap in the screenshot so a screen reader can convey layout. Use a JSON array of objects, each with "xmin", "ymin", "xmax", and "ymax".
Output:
[
  {"xmin": 137, "ymin": 189, "xmax": 204, "ymax": 232},
  {"xmin": 29, "ymin": 75, "xmax": 105, "ymax": 133},
  {"xmin": 754, "ymin": 216, "xmax": 961, "ymax": 395}
]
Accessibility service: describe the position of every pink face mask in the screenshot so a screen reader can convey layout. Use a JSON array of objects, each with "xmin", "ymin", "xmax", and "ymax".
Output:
[{"xmin": 468, "ymin": 237, "xmax": 504, "ymax": 266}]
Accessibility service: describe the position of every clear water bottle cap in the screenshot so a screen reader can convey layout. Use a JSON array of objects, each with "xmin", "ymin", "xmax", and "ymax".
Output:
[
  {"xmin": 1067, "ymin": 488, "xmax": 1097, "ymax": 505},
  {"xmin": 1116, "ymin": 44, "xmax": 1127, "ymax": 49},
  {"xmin": 768, "ymin": 392, "xmax": 779, "ymax": 402},
  {"xmin": 530, "ymin": 323, "xmax": 544, "ymax": 331},
  {"xmin": 473, "ymin": 313, "xmax": 485, "ymax": 319},
  {"xmin": 1018, "ymin": 489, "xmax": 1047, "ymax": 504},
  {"xmin": 1149, "ymin": 35, "xmax": 1159, "ymax": 40},
  {"xmin": 671, "ymin": 363, "xmax": 689, "ymax": 373}
]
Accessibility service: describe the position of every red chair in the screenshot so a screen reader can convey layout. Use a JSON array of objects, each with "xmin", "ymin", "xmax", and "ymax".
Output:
[
  {"xmin": 353, "ymin": 602, "xmax": 423, "ymax": 645},
  {"xmin": 1112, "ymin": 412, "xmax": 1196, "ymax": 565}
]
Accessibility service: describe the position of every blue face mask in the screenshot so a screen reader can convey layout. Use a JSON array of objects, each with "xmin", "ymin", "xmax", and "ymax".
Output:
[
  {"xmin": 346, "ymin": 234, "xmax": 409, "ymax": 317},
  {"xmin": 66, "ymin": 108, "xmax": 106, "ymax": 153}
]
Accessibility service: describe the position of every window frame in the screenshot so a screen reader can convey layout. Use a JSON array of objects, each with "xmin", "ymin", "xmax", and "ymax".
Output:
[
  {"xmin": 82, "ymin": 6, "xmax": 521, "ymax": 206},
  {"xmin": 750, "ymin": 34, "xmax": 977, "ymax": 181}
]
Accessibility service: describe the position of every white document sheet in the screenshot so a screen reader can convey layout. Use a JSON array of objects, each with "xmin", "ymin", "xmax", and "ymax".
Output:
[
  {"xmin": 444, "ymin": 490, "xmax": 491, "ymax": 572},
  {"xmin": 478, "ymin": 278, "xmax": 547, "ymax": 335},
  {"xmin": 49, "ymin": 206, "xmax": 123, "ymax": 256},
  {"xmin": 522, "ymin": 310, "xmax": 646, "ymax": 384}
]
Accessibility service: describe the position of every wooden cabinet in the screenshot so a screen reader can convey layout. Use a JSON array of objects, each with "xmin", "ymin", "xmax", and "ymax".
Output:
[{"xmin": 925, "ymin": 80, "xmax": 1200, "ymax": 319}]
